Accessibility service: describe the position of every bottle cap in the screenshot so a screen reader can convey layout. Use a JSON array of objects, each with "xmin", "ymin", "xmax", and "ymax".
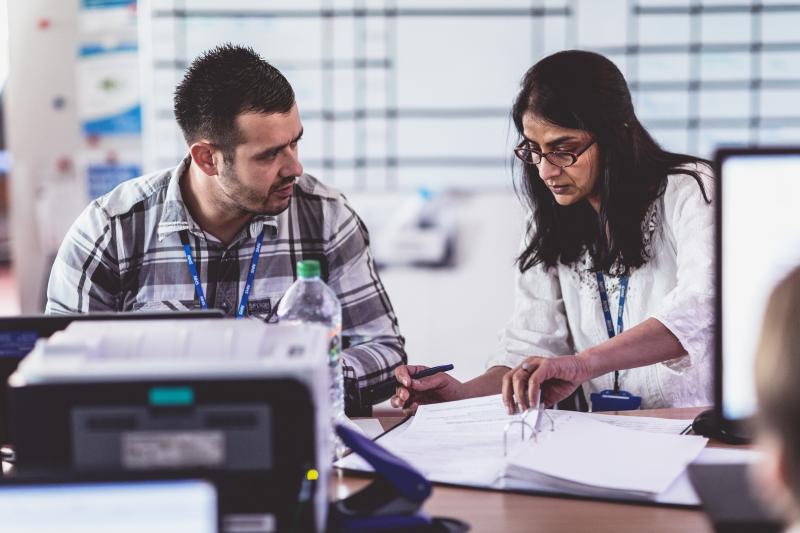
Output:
[{"xmin": 297, "ymin": 260, "xmax": 321, "ymax": 279}]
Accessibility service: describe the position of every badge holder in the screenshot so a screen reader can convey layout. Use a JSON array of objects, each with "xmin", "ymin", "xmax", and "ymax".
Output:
[
  {"xmin": 589, "ymin": 389, "xmax": 642, "ymax": 412},
  {"xmin": 330, "ymin": 424, "xmax": 469, "ymax": 533}
]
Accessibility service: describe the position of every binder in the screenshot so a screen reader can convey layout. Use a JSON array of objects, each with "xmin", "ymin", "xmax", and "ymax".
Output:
[
  {"xmin": 502, "ymin": 411, "xmax": 707, "ymax": 499},
  {"xmin": 336, "ymin": 395, "xmax": 714, "ymax": 507}
]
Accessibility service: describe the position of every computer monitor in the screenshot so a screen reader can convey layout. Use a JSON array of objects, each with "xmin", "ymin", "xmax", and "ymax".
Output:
[
  {"xmin": 0, "ymin": 476, "xmax": 217, "ymax": 533},
  {"xmin": 714, "ymin": 147, "xmax": 800, "ymax": 438},
  {"xmin": 0, "ymin": 310, "xmax": 224, "ymax": 445}
]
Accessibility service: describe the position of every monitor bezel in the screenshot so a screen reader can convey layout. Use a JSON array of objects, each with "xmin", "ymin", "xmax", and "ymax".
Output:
[
  {"xmin": 713, "ymin": 146, "xmax": 800, "ymax": 434},
  {"xmin": 0, "ymin": 471, "xmax": 220, "ymax": 531}
]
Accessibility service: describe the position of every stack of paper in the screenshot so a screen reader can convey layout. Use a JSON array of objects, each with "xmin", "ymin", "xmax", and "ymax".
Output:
[
  {"xmin": 504, "ymin": 414, "xmax": 707, "ymax": 498},
  {"xmin": 339, "ymin": 395, "xmax": 513, "ymax": 484},
  {"xmin": 336, "ymin": 394, "xmax": 718, "ymax": 505}
]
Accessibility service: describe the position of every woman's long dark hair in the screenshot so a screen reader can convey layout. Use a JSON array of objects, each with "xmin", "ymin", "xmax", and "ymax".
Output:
[{"xmin": 512, "ymin": 50, "xmax": 710, "ymax": 274}]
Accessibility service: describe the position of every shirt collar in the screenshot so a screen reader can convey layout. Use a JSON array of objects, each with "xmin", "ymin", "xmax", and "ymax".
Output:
[{"xmin": 157, "ymin": 154, "xmax": 279, "ymax": 242}]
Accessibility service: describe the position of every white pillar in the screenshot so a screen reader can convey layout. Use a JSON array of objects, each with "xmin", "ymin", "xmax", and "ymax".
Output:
[{"xmin": 6, "ymin": 0, "xmax": 80, "ymax": 312}]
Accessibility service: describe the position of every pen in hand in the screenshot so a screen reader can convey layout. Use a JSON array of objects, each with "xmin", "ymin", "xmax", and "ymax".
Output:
[
  {"xmin": 372, "ymin": 364, "xmax": 455, "ymax": 404},
  {"xmin": 407, "ymin": 364, "xmax": 455, "ymax": 382}
]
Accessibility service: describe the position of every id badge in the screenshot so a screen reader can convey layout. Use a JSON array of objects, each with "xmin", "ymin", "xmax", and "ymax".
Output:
[{"xmin": 589, "ymin": 389, "xmax": 642, "ymax": 412}]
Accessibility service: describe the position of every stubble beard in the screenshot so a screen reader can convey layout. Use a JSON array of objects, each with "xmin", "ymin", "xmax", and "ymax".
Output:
[{"xmin": 217, "ymin": 166, "xmax": 295, "ymax": 218}]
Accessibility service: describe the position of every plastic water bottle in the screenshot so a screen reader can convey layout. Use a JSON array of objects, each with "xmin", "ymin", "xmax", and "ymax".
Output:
[{"xmin": 277, "ymin": 259, "xmax": 345, "ymax": 459}]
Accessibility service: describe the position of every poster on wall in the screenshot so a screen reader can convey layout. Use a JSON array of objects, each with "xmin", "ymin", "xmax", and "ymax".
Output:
[
  {"xmin": 77, "ymin": 43, "xmax": 141, "ymax": 137},
  {"xmin": 86, "ymin": 163, "xmax": 141, "ymax": 200},
  {"xmin": 76, "ymin": 0, "xmax": 142, "ymax": 199}
]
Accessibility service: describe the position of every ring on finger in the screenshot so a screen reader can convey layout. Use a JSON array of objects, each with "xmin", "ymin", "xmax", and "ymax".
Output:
[{"xmin": 521, "ymin": 362, "xmax": 532, "ymax": 372}]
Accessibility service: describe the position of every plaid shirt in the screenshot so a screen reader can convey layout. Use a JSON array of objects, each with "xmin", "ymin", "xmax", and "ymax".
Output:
[{"xmin": 46, "ymin": 156, "xmax": 406, "ymax": 407}]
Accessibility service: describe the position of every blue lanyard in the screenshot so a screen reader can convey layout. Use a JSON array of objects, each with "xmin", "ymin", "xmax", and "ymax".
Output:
[
  {"xmin": 180, "ymin": 229, "xmax": 266, "ymax": 319},
  {"xmin": 595, "ymin": 271, "xmax": 629, "ymax": 391},
  {"xmin": 595, "ymin": 271, "xmax": 628, "ymax": 338}
]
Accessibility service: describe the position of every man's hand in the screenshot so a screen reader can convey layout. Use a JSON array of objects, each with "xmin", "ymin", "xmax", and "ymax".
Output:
[
  {"xmin": 501, "ymin": 355, "xmax": 593, "ymax": 415},
  {"xmin": 390, "ymin": 364, "xmax": 466, "ymax": 415}
]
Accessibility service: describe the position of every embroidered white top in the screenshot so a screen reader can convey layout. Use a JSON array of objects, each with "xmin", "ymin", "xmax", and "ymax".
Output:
[{"xmin": 487, "ymin": 168, "xmax": 715, "ymax": 409}]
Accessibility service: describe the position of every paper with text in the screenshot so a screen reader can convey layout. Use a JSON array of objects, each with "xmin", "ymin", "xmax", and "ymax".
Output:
[
  {"xmin": 505, "ymin": 415, "xmax": 707, "ymax": 496},
  {"xmin": 336, "ymin": 394, "xmax": 708, "ymax": 501}
]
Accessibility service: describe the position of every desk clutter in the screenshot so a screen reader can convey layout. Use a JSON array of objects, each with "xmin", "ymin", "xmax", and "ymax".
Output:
[
  {"xmin": 336, "ymin": 395, "xmax": 759, "ymax": 507},
  {"xmin": 2, "ymin": 318, "xmax": 470, "ymax": 533},
  {"xmin": 330, "ymin": 424, "xmax": 468, "ymax": 533},
  {"xmin": 0, "ymin": 319, "xmax": 780, "ymax": 533},
  {"xmin": 5, "ymin": 319, "xmax": 332, "ymax": 533}
]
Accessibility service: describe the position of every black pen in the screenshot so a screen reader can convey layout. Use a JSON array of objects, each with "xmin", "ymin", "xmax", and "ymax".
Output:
[
  {"xmin": 366, "ymin": 364, "xmax": 455, "ymax": 402},
  {"xmin": 407, "ymin": 364, "xmax": 455, "ymax": 382}
]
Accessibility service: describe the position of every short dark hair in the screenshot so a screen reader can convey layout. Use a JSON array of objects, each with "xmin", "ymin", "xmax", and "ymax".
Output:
[
  {"xmin": 511, "ymin": 50, "xmax": 710, "ymax": 274},
  {"xmin": 174, "ymin": 44, "xmax": 295, "ymax": 159}
]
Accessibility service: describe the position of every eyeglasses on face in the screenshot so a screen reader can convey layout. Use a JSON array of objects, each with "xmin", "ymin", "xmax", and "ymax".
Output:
[{"xmin": 513, "ymin": 139, "xmax": 596, "ymax": 168}]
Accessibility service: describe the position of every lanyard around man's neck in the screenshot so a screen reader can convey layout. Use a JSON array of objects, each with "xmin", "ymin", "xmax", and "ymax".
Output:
[{"xmin": 179, "ymin": 228, "xmax": 266, "ymax": 318}]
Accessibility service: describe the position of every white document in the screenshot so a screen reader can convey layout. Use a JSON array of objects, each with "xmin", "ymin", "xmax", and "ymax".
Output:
[
  {"xmin": 567, "ymin": 411, "xmax": 693, "ymax": 435},
  {"xmin": 501, "ymin": 446, "xmax": 762, "ymax": 507},
  {"xmin": 368, "ymin": 395, "xmax": 512, "ymax": 484},
  {"xmin": 504, "ymin": 415, "xmax": 707, "ymax": 497},
  {"xmin": 336, "ymin": 395, "xmax": 514, "ymax": 484},
  {"xmin": 336, "ymin": 395, "xmax": 710, "ymax": 504}
]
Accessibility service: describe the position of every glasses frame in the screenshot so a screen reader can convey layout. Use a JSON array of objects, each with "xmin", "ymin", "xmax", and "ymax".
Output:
[{"xmin": 514, "ymin": 138, "xmax": 596, "ymax": 168}]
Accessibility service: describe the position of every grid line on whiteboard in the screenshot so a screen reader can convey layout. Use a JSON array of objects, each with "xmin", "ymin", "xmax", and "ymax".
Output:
[{"xmin": 140, "ymin": 1, "xmax": 800, "ymax": 191}]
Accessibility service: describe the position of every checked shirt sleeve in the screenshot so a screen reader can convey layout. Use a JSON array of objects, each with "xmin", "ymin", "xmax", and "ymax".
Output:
[
  {"xmin": 325, "ymin": 197, "xmax": 407, "ymax": 406},
  {"xmin": 45, "ymin": 201, "xmax": 121, "ymax": 314}
]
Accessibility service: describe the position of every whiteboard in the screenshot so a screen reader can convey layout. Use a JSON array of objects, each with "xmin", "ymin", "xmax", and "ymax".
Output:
[{"xmin": 139, "ymin": 0, "xmax": 800, "ymax": 192}]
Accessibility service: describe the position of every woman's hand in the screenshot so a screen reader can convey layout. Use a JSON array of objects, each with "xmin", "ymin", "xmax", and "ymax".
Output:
[
  {"xmin": 501, "ymin": 355, "xmax": 593, "ymax": 415},
  {"xmin": 390, "ymin": 364, "xmax": 466, "ymax": 415}
]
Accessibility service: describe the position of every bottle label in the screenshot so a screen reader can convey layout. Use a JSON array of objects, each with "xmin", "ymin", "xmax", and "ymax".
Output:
[{"xmin": 328, "ymin": 324, "xmax": 342, "ymax": 361}]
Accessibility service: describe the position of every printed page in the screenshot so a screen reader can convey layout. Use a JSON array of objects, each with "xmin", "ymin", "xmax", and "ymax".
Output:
[
  {"xmin": 506, "ymin": 415, "xmax": 707, "ymax": 495},
  {"xmin": 565, "ymin": 411, "xmax": 693, "ymax": 434},
  {"xmin": 336, "ymin": 394, "xmax": 707, "ymax": 499},
  {"xmin": 336, "ymin": 395, "xmax": 515, "ymax": 484},
  {"xmin": 405, "ymin": 393, "xmax": 514, "ymax": 435}
]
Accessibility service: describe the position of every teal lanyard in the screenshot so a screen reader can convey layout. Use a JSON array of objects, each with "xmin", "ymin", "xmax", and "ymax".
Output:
[
  {"xmin": 180, "ymin": 229, "xmax": 265, "ymax": 319},
  {"xmin": 595, "ymin": 271, "xmax": 629, "ymax": 392}
]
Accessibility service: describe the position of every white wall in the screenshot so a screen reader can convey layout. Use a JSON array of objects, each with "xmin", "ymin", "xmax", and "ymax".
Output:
[{"xmin": 366, "ymin": 192, "xmax": 525, "ymax": 382}]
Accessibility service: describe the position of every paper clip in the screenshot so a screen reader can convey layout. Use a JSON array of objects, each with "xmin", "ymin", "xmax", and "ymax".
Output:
[{"xmin": 503, "ymin": 390, "xmax": 555, "ymax": 457}]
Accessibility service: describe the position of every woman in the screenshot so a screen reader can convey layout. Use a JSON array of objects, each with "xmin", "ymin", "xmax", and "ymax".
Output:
[
  {"xmin": 391, "ymin": 50, "xmax": 714, "ymax": 414},
  {"xmin": 754, "ymin": 266, "xmax": 800, "ymax": 530}
]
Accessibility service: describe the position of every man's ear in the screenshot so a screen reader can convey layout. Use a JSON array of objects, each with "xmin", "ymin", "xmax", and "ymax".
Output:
[{"xmin": 189, "ymin": 141, "xmax": 221, "ymax": 177}]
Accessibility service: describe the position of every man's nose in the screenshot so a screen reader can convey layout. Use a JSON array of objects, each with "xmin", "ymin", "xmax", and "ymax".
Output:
[{"xmin": 282, "ymin": 149, "xmax": 303, "ymax": 178}]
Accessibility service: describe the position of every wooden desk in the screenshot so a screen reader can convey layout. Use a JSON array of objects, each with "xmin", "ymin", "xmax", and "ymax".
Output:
[{"xmin": 338, "ymin": 407, "xmax": 722, "ymax": 533}]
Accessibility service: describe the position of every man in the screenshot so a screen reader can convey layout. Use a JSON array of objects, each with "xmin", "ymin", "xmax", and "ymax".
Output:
[{"xmin": 46, "ymin": 44, "xmax": 406, "ymax": 412}]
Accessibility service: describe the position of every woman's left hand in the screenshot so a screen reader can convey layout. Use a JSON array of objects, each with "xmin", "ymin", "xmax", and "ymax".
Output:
[{"xmin": 501, "ymin": 355, "xmax": 593, "ymax": 415}]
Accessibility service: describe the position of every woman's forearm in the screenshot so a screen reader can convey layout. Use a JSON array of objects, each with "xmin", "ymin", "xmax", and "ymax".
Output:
[
  {"xmin": 466, "ymin": 318, "xmax": 684, "ymax": 399},
  {"xmin": 578, "ymin": 317, "xmax": 687, "ymax": 378}
]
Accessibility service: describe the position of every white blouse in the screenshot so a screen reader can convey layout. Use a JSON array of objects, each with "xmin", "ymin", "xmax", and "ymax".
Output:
[{"xmin": 487, "ymin": 168, "xmax": 715, "ymax": 409}]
